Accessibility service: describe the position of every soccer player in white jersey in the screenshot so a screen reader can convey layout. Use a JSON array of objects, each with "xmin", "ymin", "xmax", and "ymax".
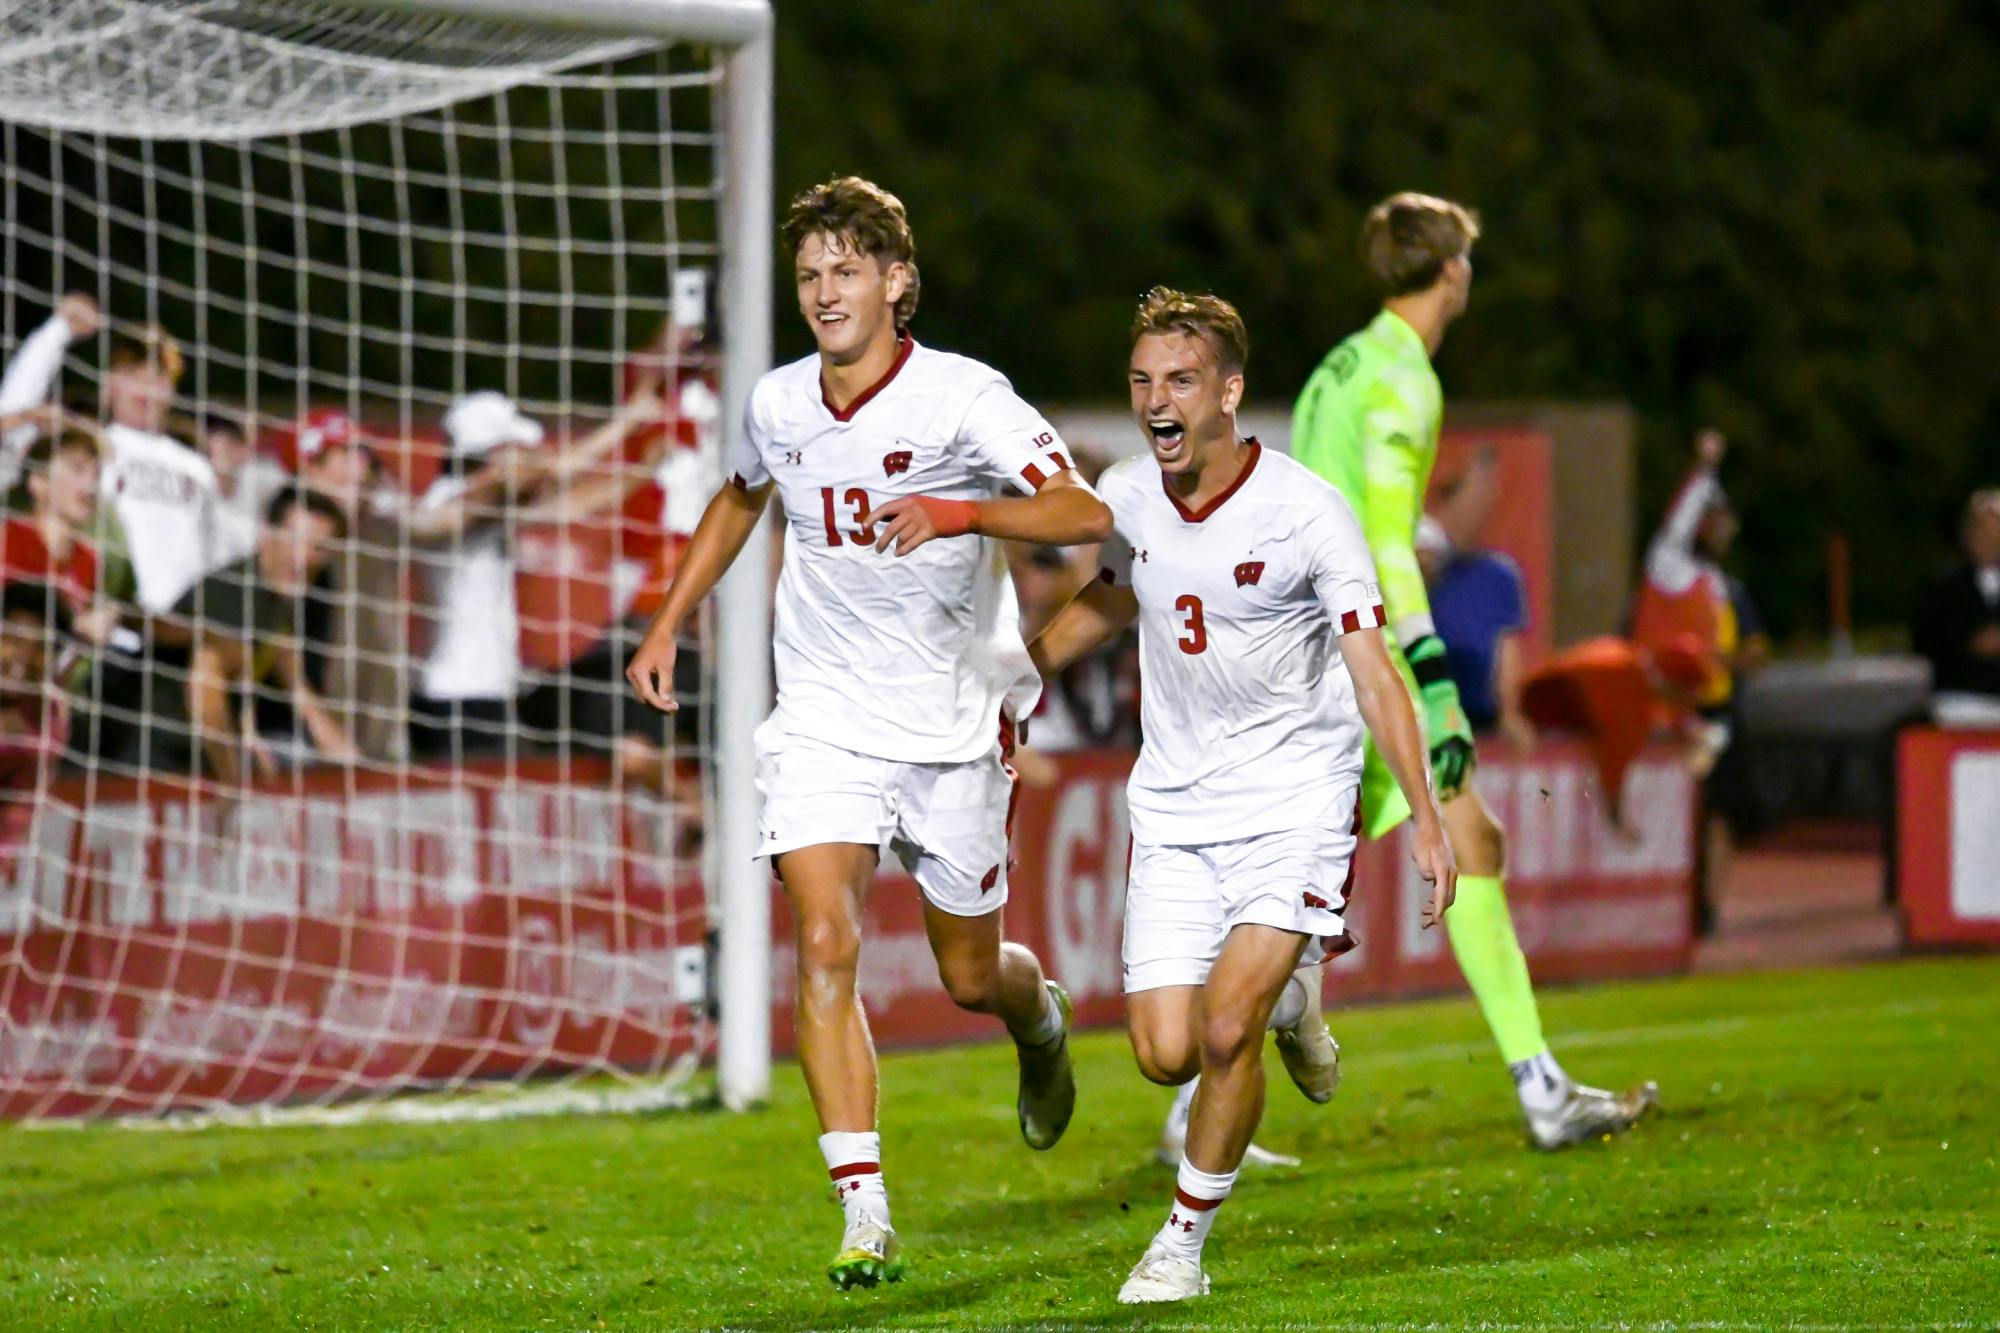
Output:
[
  {"xmin": 625, "ymin": 178, "xmax": 1112, "ymax": 1290},
  {"xmin": 1030, "ymin": 289, "xmax": 1455, "ymax": 1304}
]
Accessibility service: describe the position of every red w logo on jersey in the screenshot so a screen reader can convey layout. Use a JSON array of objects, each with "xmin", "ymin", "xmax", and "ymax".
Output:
[
  {"xmin": 1301, "ymin": 890, "xmax": 1330, "ymax": 910},
  {"xmin": 882, "ymin": 450, "xmax": 913, "ymax": 477},
  {"xmin": 1234, "ymin": 561, "xmax": 1266, "ymax": 587}
]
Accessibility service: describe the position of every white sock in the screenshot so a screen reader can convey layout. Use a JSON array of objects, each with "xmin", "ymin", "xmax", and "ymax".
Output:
[
  {"xmin": 1165, "ymin": 1079, "xmax": 1197, "ymax": 1141},
  {"xmin": 1016, "ymin": 981, "xmax": 1064, "ymax": 1047},
  {"xmin": 819, "ymin": 1130, "xmax": 889, "ymax": 1227},
  {"xmin": 1267, "ymin": 976, "xmax": 1307, "ymax": 1032},
  {"xmin": 1155, "ymin": 1158, "xmax": 1236, "ymax": 1262},
  {"xmin": 1509, "ymin": 1050, "xmax": 1571, "ymax": 1115}
]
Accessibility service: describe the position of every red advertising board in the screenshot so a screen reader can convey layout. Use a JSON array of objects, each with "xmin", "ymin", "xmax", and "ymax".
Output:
[
  {"xmin": 769, "ymin": 740, "xmax": 1697, "ymax": 1053},
  {"xmin": 1897, "ymin": 727, "xmax": 2000, "ymax": 948},
  {"xmin": 0, "ymin": 762, "xmax": 707, "ymax": 1120}
]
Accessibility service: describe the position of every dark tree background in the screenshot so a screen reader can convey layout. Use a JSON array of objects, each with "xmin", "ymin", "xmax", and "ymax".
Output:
[
  {"xmin": 2, "ymin": 2, "xmax": 1992, "ymax": 641},
  {"xmin": 772, "ymin": 0, "xmax": 2000, "ymax": 641}
]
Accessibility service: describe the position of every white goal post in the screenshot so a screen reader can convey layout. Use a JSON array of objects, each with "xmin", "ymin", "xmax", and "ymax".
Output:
[{"xmin": 0, "ymin": 0, "xmax": 773, "ymax": 1120}]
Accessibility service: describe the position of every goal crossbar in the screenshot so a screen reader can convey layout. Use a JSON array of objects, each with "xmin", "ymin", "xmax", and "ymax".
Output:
[{"xmin": 354, "ymin": 0, "xmax": 770, "ymax": 45}]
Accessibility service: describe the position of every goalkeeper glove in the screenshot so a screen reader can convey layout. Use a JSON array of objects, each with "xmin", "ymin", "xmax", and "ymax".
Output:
[{"xmin": 1404, "ymin": 634, "xmax": 1475, "ymax": 800}]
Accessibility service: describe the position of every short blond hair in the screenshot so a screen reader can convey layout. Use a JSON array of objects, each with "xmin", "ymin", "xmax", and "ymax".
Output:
[
  {"xmin": 1130, "ymin": 286, "xmax": 1248, "ymax": 373},
  {"xmin": 1360, "ymin": 192, "xmax": 1481, "ymax": 297},
  {"xmin": 781, "ymin": 176, "xmax": 921, "ymax": 327},
  {"xmin": 106, "ymin": 324, "xmax": 184, "ymax": 383}
]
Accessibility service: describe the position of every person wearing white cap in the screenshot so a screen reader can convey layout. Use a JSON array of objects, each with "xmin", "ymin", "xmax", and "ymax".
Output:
[
  {"xmin": 410, "ymin": 381, "xmax": 676, "ymax": 763},
  {"xmin": 407, "ymin": 391, "xmax": 550, "ymax": 760}
]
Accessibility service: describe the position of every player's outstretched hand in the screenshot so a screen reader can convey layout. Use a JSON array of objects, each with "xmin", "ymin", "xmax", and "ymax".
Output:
[
  {"xmin": 625, "ymin": 628, "xmax": 679, "ymax": 713},
  {"xmin": 1411, "ymin": 816, "xmax": 1457, "ymax": 929},
  {"xmin": 870, "ymin": 495, "xmax": 978, "ymax": 556}
]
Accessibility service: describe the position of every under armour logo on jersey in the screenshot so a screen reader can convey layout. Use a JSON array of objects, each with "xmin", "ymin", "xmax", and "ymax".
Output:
[
  {"xmin": 1302, "ymin": 890, "xmax": 1330, "ymax": 910},
  {"xmin": 1234, "ymin": 560, "xmax": 1266, "ymax": 587},
  {"xmin": 783, "ymin": 450, "xmax": 803, "ymax": 465},
  {"xmin": 882, "ymin": 450, "xmax": 913, "ymax": 476},
  {"xmin": 1134, "ymin": 549, "xmax": 1148, "ymax": 563}
]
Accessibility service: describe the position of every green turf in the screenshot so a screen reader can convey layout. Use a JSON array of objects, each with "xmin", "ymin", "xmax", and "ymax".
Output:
[{"xmin": 3, "ymin": 957, "xmax": 1996, "ymax": 1330}]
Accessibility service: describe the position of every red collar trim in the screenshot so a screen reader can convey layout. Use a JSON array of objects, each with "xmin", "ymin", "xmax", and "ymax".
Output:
[
  {"xmin": 822, "ymin": 332, "xmax": 916, "ymax": 422},
  {"xmin": 1163, "ymin": 438, "xmax": 1262, "ymax": 523}
]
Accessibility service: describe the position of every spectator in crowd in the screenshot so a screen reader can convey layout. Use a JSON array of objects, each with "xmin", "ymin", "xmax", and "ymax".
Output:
[
  {"xmin": 168, "ymin": 487, "xmax": 357, "ymax": 783},
  {"xmin": 409, "ymin": 391, "xmax": 552, "ymax": 760},
  {"xmin": 3, "ymin": 429, "xmax": 120, "ymax": 648},
  {"xmin": 198, "ymin": 408, "xmax": 285, "ymax": 567},
  {"xmin": 294, "ymin": 408, "xmax": 412, "ymax": 763},
  {"xmin": 95, "ymin": 327, "xmax": 222, "ymax": 616},
  {"xmin": 615, "ymin": 289, "xmax": 724, "ymax": 625},
  {"xmin": 0, "ymin": 579, "xmax": 73, "ymax": 798},
  {"xmin": 1631, "ymin": 430, "xmax": 1769, "ymax": 728},
  {"xmin": 1416, "ymin": 447, "xmax": 1537, "ymax": 754},
  {"xmin": 512, "ymin": 378, "xmax": 688, "ymax": 784},
  {"xmin": 0, "ymin": 293, "xmax": 100, "ymax": 472},
  {"xmin": 414, "ymin": 378, "xmax": 672, "ymax": 764},
  {"xmin": 1631, "ymin": 429, "xmax": 1769, "ymax": 931},
  {"xmin": 1913, "ymin": 487, "xmax": 2000, "ymax": 714}
]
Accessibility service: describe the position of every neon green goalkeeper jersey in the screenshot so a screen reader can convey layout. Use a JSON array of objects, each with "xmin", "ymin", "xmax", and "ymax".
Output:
[{"xmin": 1290, "ymin": 308, "xmax": 1441, "ymax": 629}]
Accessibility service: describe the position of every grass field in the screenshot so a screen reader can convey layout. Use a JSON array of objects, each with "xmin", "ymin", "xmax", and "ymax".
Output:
[{"xmin": 3, "ymin": 956, "xmax": 1995, "ymax": 1331}]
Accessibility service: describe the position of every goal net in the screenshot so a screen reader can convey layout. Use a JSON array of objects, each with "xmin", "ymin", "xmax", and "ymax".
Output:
[{"xmin": 0, "ymin": 0, "xmax": 774, "ymax": 1123}]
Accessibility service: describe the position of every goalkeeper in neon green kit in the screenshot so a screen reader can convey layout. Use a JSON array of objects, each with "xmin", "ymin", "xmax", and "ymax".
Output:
[{"xmin": 1292, "ymin": 193, "xmax": 1656, "ymax": 1149}]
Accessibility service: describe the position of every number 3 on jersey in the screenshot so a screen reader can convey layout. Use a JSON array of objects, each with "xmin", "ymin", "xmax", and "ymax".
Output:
[
  {"xmin": 820, "ymin": 486, "xmax": 875, "ymax": 546},
  {"xmin": 1175, "ymin": 594, "xmax": 1206, "ymax": 655}
]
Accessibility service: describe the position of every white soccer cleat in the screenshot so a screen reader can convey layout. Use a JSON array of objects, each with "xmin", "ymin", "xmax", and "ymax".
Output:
[
  {"xmin": 827, "ymin": 1215, "xmax": 904, "ymax": 1289},
  {"xmin": 1526, "ymin": 1080, "xmax": 1660, "ymax": 1151},
  {"xmin": 1117, "ymin": 1243, "xmax": 1209, "ymax": 1304},
  {"xmin": 1271, "ymin": 966, "xmax": 1342, "ymax": 1104}
]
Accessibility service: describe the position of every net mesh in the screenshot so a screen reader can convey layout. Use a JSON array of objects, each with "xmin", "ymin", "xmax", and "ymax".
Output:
[{"xmin": 0, "ymin": 0, "xmax": 730, "ymax": 1122}]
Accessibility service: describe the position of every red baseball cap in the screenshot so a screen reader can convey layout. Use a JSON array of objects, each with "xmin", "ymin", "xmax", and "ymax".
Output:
[{"xmin": 294, "ymin": 408, "xmax": 376, "ymax": 471}]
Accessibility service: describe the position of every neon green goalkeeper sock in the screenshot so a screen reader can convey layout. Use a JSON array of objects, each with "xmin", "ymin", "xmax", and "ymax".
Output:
[{"xmin": 1444, "ymin": 875, "xmax": 1548, "ymax": 1065}]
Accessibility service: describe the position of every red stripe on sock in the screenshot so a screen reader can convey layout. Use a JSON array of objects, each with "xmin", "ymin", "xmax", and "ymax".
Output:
[
  {"xmin": 1173, "ymin": 1186, "xmax": 1224, "ymax": 1211},
  {"xmin": 828, "ymin": 1161, "xmax": 880, "ymax": 1182}
]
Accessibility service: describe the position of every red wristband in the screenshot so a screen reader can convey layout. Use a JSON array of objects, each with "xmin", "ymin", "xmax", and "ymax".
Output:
[{"xmin": 914, "ymin": 495, "xmax": 980, "ymax": 538}]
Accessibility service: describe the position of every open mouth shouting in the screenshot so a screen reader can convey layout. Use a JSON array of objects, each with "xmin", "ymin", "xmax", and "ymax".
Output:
[{"xmin": 1148, "ymin": 417, "xmax": 1188, "ymax": 466}]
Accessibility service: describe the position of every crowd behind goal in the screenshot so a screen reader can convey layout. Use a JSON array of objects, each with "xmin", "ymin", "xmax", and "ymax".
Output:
[{"xmin": 0, "ymin": 289, "xmax": 739, "ymax": 810}]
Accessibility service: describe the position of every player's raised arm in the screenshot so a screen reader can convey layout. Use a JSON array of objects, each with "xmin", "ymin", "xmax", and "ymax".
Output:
[
  {"xmin": 626, "ymin": 475, "xmax": 772, "ymax": 713},
  {"xmin": 1340, "ymin": 625, "xmax": 1456, "ymax": 926}
]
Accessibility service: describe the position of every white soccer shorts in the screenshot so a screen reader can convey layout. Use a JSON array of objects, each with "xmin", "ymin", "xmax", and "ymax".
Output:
[
  {"xmin": 1122, "ymin": 785, "xmax": 1361, "ymax": 993},
  {"xmin": 752, "ymin": 719, "xmax": 1017, "ymax": 917}
]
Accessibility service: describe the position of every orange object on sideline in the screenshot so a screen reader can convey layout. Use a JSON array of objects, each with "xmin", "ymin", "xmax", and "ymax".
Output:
[{"xmin": 1520, "ymin": 636, "xmax": 1663, "ymax": 814}]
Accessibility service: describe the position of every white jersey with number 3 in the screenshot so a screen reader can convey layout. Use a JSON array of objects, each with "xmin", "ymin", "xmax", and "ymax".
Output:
[
  {"xmin": 1097, "ymin": 441, "xmax": 1385, "ymax": 846},
  {"xmin": 729, "ymin": 335, "xmax": 1076, "ymax": 764}
]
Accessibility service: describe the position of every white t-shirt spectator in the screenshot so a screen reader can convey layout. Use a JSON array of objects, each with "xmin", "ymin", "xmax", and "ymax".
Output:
[
  {"xmin": 418, "ymin": 474, "xmax": 519, "ymax": 702},
  {"xmin": 103, "ymin": 423, "xmax": 221, "ymax": 613}
]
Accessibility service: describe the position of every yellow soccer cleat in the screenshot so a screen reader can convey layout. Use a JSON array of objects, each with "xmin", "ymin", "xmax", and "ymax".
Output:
[{"xmin": 827, "ymin": 1216, "xmax": 905, "ymax": 1290}]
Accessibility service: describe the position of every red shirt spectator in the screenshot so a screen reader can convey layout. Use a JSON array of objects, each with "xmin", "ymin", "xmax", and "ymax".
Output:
[
  {"xmin": 2, "ymin": 515, "xmax": 97, "ymax": 613},
  {"xmin": 2, "ymin": 428, "xmax": 103, "ymax": 622}
]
